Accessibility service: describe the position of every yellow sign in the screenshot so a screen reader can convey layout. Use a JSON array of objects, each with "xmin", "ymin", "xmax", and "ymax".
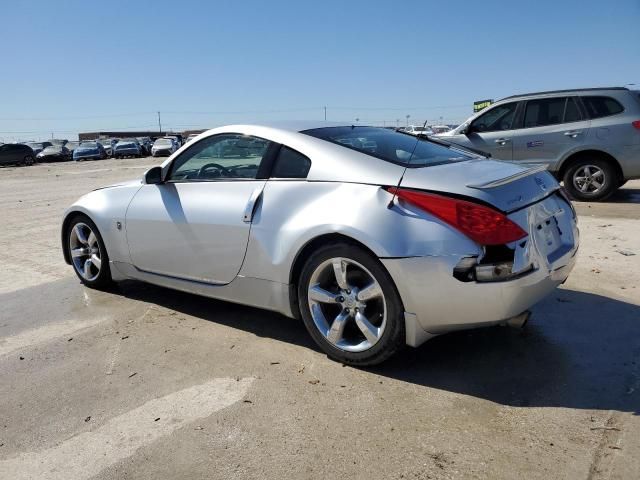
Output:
[{"xmin": 473, "ymin": 99, "xmax": 493, "ymax": 113}]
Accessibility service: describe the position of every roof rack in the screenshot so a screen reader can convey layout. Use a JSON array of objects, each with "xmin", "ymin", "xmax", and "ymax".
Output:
[{"xmin": 502, "ymin": 86, "xmax": 628, "ymax": 100}]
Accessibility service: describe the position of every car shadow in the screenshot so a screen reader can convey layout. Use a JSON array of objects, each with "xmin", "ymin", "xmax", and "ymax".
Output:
[
  {"xmin": 604, "ymin": 187, "xmax": 640, "ymax": 203},
  {"xmin": 117, "ymin": 281, "xmax": 640, "ymax": 414}
]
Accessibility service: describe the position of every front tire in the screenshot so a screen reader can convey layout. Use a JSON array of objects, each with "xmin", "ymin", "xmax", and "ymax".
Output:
[
  {"xmin": 66, "ymin": 214, "xmax": 113, "ymax": 289},
  {"xmin": 563, "ymin": 157, "xmax": 617, "ymax": 201},
  {"xmin": 298, "ymin": 243, "xmax": 405, "ymax": 366},
  {"xmin": 23, "ymin": 155, "xmax": 35, "ymax": 166}
]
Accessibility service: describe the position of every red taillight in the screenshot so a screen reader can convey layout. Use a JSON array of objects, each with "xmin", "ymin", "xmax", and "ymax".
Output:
[
  {"xmin": 387, "ymin": 187, "xmax": 528, "ymax": 245},
  {"xmin": 632, "ymin": 120, "xmax": 640, "ymax": 130}
]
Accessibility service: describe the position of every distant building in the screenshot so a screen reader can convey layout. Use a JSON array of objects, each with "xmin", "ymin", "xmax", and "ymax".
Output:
[{"xmin": 78, "ymin": 131, "xmax": 182, "ymax": 141}]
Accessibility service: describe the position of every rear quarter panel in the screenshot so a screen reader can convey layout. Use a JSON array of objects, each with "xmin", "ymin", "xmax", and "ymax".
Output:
[{"xmin": 240, "ymin": 181, "xmax": 481, "ymax": 285}]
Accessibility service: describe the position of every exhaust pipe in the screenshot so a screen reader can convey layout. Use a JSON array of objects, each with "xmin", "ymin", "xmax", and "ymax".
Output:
[{"xmin": 504, "ymin": 311, "xmax": 530, "ymax": 329}]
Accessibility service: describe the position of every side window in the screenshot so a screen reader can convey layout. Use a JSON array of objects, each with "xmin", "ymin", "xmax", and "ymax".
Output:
[
  {"xmin": 523, "ymin": 97, "xmax": 567, "ymax": 128},
  {"xmin": 168, "ymin": 134, "xmax": 271, "ymax": 181},
  {"xmin": 582, "ymin": 96, "xmax": 624, "ymax": 119},
  {"xmin": 564, "ymin": 97, "xmax": 581, "ymax": 123},
  {"xmin": 470, "ymin": 102, "xmax": 518, "ymax": 133},
  {"xmin": 272, "ymin": 146, "xmax": 311, "ymax": 178}
]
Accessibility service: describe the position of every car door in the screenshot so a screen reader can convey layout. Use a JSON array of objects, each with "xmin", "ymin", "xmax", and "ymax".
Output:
[
  {"xmin": 445, "ymin": 101, "xmax": 519, "ymax": 160},
  {"xmin": 125, "ymin": 133, "xmax": 275, "ymax": 284},
  {"xmin": 511, "ymin": 96, "xmax": 591, "ymax": 169}
]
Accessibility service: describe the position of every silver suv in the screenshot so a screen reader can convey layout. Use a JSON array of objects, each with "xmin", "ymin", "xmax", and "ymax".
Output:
[{"xmin": 437, "ymin": 87, "xmax": 640, "ymax": 200}]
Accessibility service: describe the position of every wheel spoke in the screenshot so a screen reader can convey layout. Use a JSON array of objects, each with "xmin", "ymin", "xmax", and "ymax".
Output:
[
  {"xmin": 579, "ymin": 181, "xmax": 589, "ymax": 192},
  {"xmin": 592, "ymin": 170, "xmax": 604, "ymax": 179},
  {"xmin": 355, "ymin": 311, "xmax": 379, "ymax": 344},
  {"xmin": 87, "ymin": 231, "xmax": 97, "ymax": 247},
  {"xmin": 332, "ymin": 259, "xmax": 350, "ymax": 290},
  {"xmin": 71, "ymin": 248, "xmax": 86, "ymax": 258},
  {"xmin": 591, "ymin": 179, "xmax": 602, "ymax": 189},
  {"xmin": 74, "ymin": 225, "xmax": 88, "ymax": 245},
  {"xmin": 83, "ymin": 259, "xmax": 92, "ymax": 278},
  {"xmin": 582, "ymin": 166, "xmax": 591, "ymax": 177},
  {"xmin": 90, "ymin": 253, "xmax": 101, "ymax": 270},
  {"xmin": 309, "ymin": 285, "xmax": 338, "ymax": 303},
  {"xmin": 327, "ymin": 310, "xmax": 349, "ymax": 345},
  {"xmin": 357, "ymin": 282, "xmax": 382, "ymax": 302}
]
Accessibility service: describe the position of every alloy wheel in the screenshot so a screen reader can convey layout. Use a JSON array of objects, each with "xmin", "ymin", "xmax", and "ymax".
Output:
[
  {"xmin": 307, "ymin": 257, "xmax": 387, "ymax": 352},
  {"xmin": 69, "ymin": 222, "xmax": 102, "ymax": 281},
  {"xmin": 572, "ymin": 165, "xmax": 606, "ymax": 194}
]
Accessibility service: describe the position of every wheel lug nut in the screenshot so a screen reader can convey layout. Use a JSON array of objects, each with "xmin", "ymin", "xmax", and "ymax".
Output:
[
  {"xmin": 345, "ymin": 308, "xmax": 350, "ymax": 313},
  {"xmin": 346, "ymin": 289, "xmax": 351, "ymax": 294},
  {"xmin": 337, "ymin": 296, "xmax": 344, "ymax": 302}
]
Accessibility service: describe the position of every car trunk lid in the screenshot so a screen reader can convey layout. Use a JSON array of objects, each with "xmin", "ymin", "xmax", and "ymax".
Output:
[{"xmin": 398, "ymin": 158, "xmax": 559, "ymax": 213}]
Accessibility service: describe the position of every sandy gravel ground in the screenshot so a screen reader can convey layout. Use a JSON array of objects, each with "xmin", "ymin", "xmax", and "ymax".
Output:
[{"xmin": 0, "ymin": 159, "xmax": 639, "ymax": 479}]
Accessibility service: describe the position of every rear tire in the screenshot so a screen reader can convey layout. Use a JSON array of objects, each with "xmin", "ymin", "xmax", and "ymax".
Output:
[
  {"xmin": 298, "ymin": 243, "xmax": 405, "ymax": 366},
  {"xmin": 66, "ymin": 214, "xmax": 113, "ymax": 289},
  {"xmin": 23, "ymin": 155, "xmax": 34, "ymax": 166},
  {"xmin": 563, "ymin": 157, "xmax": 617, "ymax": 201}
]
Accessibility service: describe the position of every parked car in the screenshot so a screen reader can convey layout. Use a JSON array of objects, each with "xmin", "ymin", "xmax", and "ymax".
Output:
[
  {"xmin": 36, "ymin": 145, "xmax": 72, "ymax": 162},
  {"xmin": 185, "ymin": 133, "xmax": 200, "ymax": 144},
  {"xmin": 65, "ymin": 141, "xmax": 80, "ymax": 155},
  {"xmin": 97, "ymin": 139, "xmax": 116, "ymax": 157},
  {"xmin": 430, "ymin": 125, "xmax": 452, "ymax": 134},
  {"xmin": 436, "ymin": 87, "xmax": 640, "ymax": 200},
  {"xmin": 136, "ymin": 137, "xmax": 153, "ymax": 156},
  {"xmin": 61, "ymin": 123, "xmax": 578, "ymax": 365},
  {"xmin": 151, "ymin": 137, "xmax": 177, "ymax": 156},
  {"xmin": 50, "ymin": 139, "xmax": 68, "ymax": 146},
  {"xmin": 113, "ymin": 139, "xmax": 143, "ymax": 158},
  {"xmin": 24, "ymin": 141, "xmax": 53, "ymax": 155},
  {"xmin": 404, "ymin": 125, "xmax": 433, "ymax": 136},
  {"xmin": 0, "ymin": 143, "xmax": 35, "ymax": 166},
  {"xmin": 73, "ymin": 142, "xmax": 107, "ymax": 161}
]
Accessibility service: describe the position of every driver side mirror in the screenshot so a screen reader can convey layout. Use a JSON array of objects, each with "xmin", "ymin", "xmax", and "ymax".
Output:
[{"xmin": 144, "ymin": 166, "xmax": 163, "ymax": 185}]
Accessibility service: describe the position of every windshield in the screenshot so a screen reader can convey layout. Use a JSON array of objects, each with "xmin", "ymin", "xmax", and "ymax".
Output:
[
  {"xmin": 155, "ymin": 138, "xmax": 172, "ymax": 145},
  {"xmin": 78, "ymin": 142, "xmax": 98, "ymax": 149},
  {"xmin": 302, "ymin": 126, "xmax": 471, "ymax": 167},
  {"xmin": 27, "ymin": 143, "xmax": 43, "ymax": 149}
]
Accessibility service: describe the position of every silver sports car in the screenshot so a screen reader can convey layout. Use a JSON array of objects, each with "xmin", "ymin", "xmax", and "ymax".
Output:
[{"xmin": 61, "ymin": 123, "xmax": 579, "ymax": 365}]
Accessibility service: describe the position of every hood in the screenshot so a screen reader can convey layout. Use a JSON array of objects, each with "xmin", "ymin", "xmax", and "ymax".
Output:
[
  {"xmin": 92, "ymin": 178, "xmax": 143, "ymax": 192},
  {"xmin": 399, "ymin": 159, "xmax": 559, "ymax": 213}
]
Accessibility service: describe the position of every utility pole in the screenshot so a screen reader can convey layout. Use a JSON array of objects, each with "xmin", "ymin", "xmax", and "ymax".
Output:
[
  {"xmin": 157, "ymin": 111, "xmax": 162, "ymax": 134},
  {"xmin": 405, "ymin": 114, "xmax": 410, "ymax": 127},
  {"xmin": 324, "ymin": 106, "xmax": 327, "ymax": 121}
]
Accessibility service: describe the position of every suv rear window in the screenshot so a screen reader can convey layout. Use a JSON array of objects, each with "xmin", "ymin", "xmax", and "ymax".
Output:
[
  {"xmin": 581, "ymin": 96, "xmax": 624, "ymax": 119},
  {"xmin": 302, "ymin": 126, "xmax": 471, "ymax": 167}
]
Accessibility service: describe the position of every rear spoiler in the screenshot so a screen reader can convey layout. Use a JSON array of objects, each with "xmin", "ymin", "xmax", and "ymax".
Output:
[{"xmin": 466, "ymin": 164, "xmax": 551, "ymax": 189}]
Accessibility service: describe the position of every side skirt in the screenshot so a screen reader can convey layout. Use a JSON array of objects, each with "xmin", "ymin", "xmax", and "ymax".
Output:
[{"xmin": 110, "ymin": 261, "xmax": 295, "ymax": 318}]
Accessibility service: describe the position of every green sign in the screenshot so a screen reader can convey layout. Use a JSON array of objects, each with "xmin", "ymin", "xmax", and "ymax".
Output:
[{"xmin": 473, "ymin": 99, "xmax": 493, "ymax": 113}]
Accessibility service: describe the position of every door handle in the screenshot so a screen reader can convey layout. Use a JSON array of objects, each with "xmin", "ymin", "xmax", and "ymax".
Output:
[
  {"xmin": 495, "ymin": 138, "xmax": 511, "ymax": 145},
  {"xmin": 563, "ymin": 130, "xmax": 583, "ymax": 138},
  {"xmin": 242, "ymin": 187, "xmax": 264, "ymax": 223}
]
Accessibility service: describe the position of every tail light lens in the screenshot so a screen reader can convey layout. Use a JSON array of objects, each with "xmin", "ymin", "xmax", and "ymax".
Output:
[
  {"xmin": 386, "ymin": 187, "xmax": 527, "ymax": 245},
  {"xmin": 632, "ymin": 120, "xmax": 640, "ymax": 130}
]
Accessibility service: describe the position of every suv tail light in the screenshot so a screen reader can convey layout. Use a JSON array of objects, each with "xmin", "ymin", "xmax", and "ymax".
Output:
[
  {"xmin": 386, "ymin": 187, "xmax": 527, "ymax": 245},
  {"xmin": 632, "ymin": 120, "xmax": 640, "ymax": 130}
]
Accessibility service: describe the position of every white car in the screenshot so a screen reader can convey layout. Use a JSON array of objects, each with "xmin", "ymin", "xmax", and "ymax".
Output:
[
  {"xmin": 151, "ymin": 137, "xmax": 178, "ymax": 157},
  {"xmin": 404, "ymin": 125, "xmax": 434, "ymax": 136}
]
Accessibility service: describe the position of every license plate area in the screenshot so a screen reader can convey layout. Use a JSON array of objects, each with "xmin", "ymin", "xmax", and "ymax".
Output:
[{"xmin": 536, "ymin": 216, "xmax": 562, "ymax": 257}]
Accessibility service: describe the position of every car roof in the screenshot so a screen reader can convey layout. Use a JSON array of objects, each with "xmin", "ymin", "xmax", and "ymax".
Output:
[{"xmin": 501, "ymin": 86, "xmax": 629, "ymax": 101}]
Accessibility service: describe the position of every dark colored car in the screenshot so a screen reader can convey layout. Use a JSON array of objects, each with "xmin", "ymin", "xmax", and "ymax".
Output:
[
  {"xmin": 113, "ymin": 139, "xmax": 143, "ymax": 158},
  {"xmin": 36, "ymin": 145, "xmax": 72, "ymax": 162},
  {"xmin": 73, "ymin": 142, "xmax": 107, "ymax": 161},
  {"xmin": 136, "ymin": 137, "xmax": 152, "ymax": 156},
  {"xmin": 0, "ymin": 143, "xmax": 35, "ymax": 166},
  {"xmin": 24, "ymin": 141, "xmax": 53, "ymax": 155}
]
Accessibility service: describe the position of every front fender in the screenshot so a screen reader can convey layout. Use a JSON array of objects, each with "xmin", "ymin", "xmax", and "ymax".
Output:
[{"xmin": 61, "ymin": 182, "xmax": 142, "ymax": 265}]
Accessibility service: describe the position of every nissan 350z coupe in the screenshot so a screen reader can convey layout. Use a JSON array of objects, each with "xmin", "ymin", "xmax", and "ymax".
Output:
[{"xmin": 61, "ymin": 123, "xmax": 579, "ymax": 365}]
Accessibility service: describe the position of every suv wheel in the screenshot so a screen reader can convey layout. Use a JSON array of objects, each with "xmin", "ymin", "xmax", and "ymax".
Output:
[
  {"xmin": 298, "ymin": 243, "xmax": 405, "ymax": 366},
  {"xmin": 563, "ymin": 158, "xmax": 617, "ymax": 201},
  {"xmin": 23, "ymin": 155, "xmax": 35, "ymax": 166}
]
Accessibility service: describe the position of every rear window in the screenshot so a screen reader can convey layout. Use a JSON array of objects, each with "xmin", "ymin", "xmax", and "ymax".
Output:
[
  {"xmin": 302, "ymin": 126, "xmax": 471, "ymax": 167},
  {"xmin": 581, "ymin": 96, "xmax": 624, "ymax": 119}
]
